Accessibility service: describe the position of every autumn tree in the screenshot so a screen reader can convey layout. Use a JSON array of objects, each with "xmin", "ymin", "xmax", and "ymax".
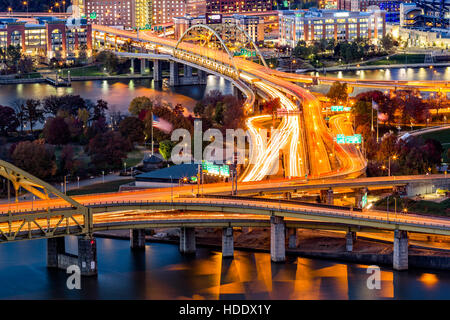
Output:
[
  {"xmin": 43, "ymin": 117, "xmax": 70, "ymax": 145},
  {"xmin": 129, "ymin": 96, "xmax": 153, "ymax": 116},
  {"xmin": 86, "ymin": 132, "xmax": 131, "ymax": 171},
  {"xmin": 0, "ymin": 105, "xmax": 19, "ymax": 136},
  {"xmin": 327, "ymin": 81, "xmax": 348, "ymax": 104},
  {"xmin": 22, "ymin": 99, "xmax": 44, "ymax": 132},
  {"xmin": 119, "ymin": 116, "xmax": 145, "ymax": 144},
  {"xmin": 11, "ymin": 141, "xmax": 56, "ymax": 179}
]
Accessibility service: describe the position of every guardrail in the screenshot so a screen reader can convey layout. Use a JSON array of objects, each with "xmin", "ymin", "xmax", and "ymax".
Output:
[
  {"xmin": 199, "ymin": 194, "xmax": 363, "ymax": 212},
  {"xmin": 1, "ymin": 198, "xmax": 449, "ymax": 234}
]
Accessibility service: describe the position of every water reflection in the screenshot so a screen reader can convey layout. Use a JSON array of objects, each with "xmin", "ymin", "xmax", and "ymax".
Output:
[
  {"xmin": 0, "ymin": 76, "xmax": 233, "ymax": 115},
  {"xmin": 0, "ymin": 238, "xmax": 449, "ymax": 300},
  {"xmin": 321, "ymin": 67, "xmax": 447, "ymax": 81}
]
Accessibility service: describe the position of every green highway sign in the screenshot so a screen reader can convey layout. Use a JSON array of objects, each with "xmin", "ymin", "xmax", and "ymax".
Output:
[
  {"xmin": 360, "ymin": 192, "xmax": 368, "ymax": 208},
  {"xmin": 331, "ymin": 105, "xmax": 351, "ymax": 112},
  {"xmin": 336, "ymin": 134, "xmax": 361, "ymax": 144},
  {"xmin": 89, "ymin": 12, "xmax": 97, "ymax": 19},
  {"xmin": 202, "ymin": 161, "xmax": 230, "ymax": 177}
]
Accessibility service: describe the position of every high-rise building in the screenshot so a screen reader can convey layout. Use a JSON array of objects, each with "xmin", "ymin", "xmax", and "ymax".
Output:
[
  {"xmin": 279, "ymin": 9, "xmax": 386, "ymax": 47},
  {"xmin": 337, "ymin": 0, "xmax": 407, "ymax": 22},
  {"xmin": 206, "ymin": 0, "xmax": 272, "ymax": 14},
  {"xmin": 186, "ymin": 0, "xmax": 207, "ymax": 17},
  {"xmin": 84, "ymin": 0, "xmax": 151, "ymax": 29},
  {"xmin": 151, "ymin": 0, "xmax": 187, "ymax": 25}
]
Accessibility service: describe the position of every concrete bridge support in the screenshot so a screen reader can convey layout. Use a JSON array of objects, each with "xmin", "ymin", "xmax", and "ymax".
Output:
[
  {"xmin": 197, "ymin": 69, "xmax": 207, "ymax": 84},
  {"xmin": 130, "ymin": 58, "xmax": 135, "ymax": 75},
  {"xmin": 270, "ymin": 216, "xmax": 286, "ymax": 262},
  {"xmin": 140, "ymin": 58, "xmax": 146, "ymax": 74},
  {"xmin": 222, "ymin": 227, "xmax": 234, "ymax": 258},
  {"xmin": 346, "ymin": 231, "xmax": 357, "ymax": 252},
  {"xmin": 284, "ymin": 192, "xmax": 291, "ymax": 200},
  {"xmin": 179, "ymin": 227, "xmax": 196, "ymax": 254},
  {"xmin": 169, "ymin": 61, "xmax": 180, "ymax": 86},
  {"xmin": 47, "ymin": 237, "xmax": 66, "ymax": 268},
  {"xmin": 183, "ymin": 64, "xmax": 193, "ymax": 78},
  {"xmin": 326, "ymin": 188, "xmax": 334, "ymax": 205},
  {"xmin": 78, "ymin": 235, "xmax": 98, "ymax": 276},
  {"xmin": 130, "ymin": 229, "xmax": 146, "ymax": 249},
  {"xmin": 287, "ymin": 227, "xmax": 297, "ymax": 249},
  {"xmin": 153, "ymin": 59, "xmax": 162, "ymax": 82},
  {"xmin": 393, "ymin": 230, "xmax": 408, "ymax": 271}
]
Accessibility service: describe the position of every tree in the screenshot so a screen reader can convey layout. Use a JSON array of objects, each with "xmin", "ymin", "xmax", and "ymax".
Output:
[
  {"xmin": 17, "ymin": 56, "xmax": 34, "ymax": 74},
  {"xmin": 129, "ymin": 96, "xmax": 153, "ymax": 116},
  {"xmin": 86, "ymin": 132, "xmax": 131, "ymax": 171},
  {"xmin": 43, "ymin": 117, "xmax": 70, "ymax": 145},
  {"xmin": 159, "ymin": 140, "xmax": 174, "ymax": 160},
  {"xmin": 380, "ymin": 34, "xmax": 396, "ymax": 52},
  {"xmin": 0, "ymin": 105, "xmax": 19, "ymax": 136},
  {"xmin": 95, "ymin": 50, "xmax": 119, "ymax": 74},
  {"xmin": 326, "ymin": 81, "xmax": 348, "ymax": 104},
  {"xmin": 43, "ymin": 95, "xmax": 86, "ymax": 117},
  {"xmin": 118, "ymin": 116, "xmax": 145, "ymax": 144},
  {"xmin": 22, "ymin": 99, "xmax": 44, "ymax": 132},
  {"xmin": 93, "ymin": 99, "xmax": 108, "ymax": 121},
  {"xmin": 11, "ymin": 141, "xmax": 56, "ymax": 179},
  {"xmin": 77, "ymin": 108, "xmax": 90, "ymax": 128}
]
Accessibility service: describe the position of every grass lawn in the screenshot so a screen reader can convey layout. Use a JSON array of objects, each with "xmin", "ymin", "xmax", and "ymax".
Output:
[
  {"xmin": 374, "ymin": 197, "xmax": 450, "ymax": 217},
  {"xmin": 61, "ymin": 65, "xmax": 106, "ymax": 77},
  {"xmin": 418, "ymin": 128, "xmax": 450, "ymax": 162},
  {"xmin": 67, "ymin": 179, "xmax": 135, "ymax": 196},
  {"xmin": 365, "ymin": 54, "xmax": 425, "ymax": 66},
  {"xmin": 125, "ymin": 149, "xmax": 145, "ymax": 168}
]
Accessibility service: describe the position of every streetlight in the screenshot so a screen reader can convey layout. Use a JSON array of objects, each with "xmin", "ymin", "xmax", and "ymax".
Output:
[
  {"xmin": 388, "ymin": 155, "xmax": 397, "ymax": 176},
  {"xmin": 102, "ymin": 171, "xmax": 105, "ymax": 184},
  {"xmin": 77, "ymin": 176, "xmax": 80, "ymax": 189},
  {"xmin": 124, "ymin": 162, "xmax": 127, "ymax": 174},
  {"xmin": 23, "ymin": 1, "xmax": 28, "ymax": 15}
]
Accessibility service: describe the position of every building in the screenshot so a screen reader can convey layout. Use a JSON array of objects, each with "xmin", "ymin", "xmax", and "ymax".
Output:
[
  {"xmin": 173, "ymin": 13, "xmax": 264, "ymax": 42},
  {"xmin": 318, "ymin": 0, "xmax": 338, "ymax": 9},
  {"xmin": 186, "ymin": 0, "xmax": 207, "ymax": 17},
  {"xmin": 0, "ymin": 16, "xmax": 92, "ymax": 61},
  {"xmin": 84, "ymin": 0, "xmax": 151, "ymax": 29},
  {"xmin": 151, "ymin": 0, "xmax": 187, "ymax": 25},
  {"xmin": 206, "ymin": 0, "xmax": 272, "ymax": 14},
  {"xmin": 279, "ymin": 9, "xmax": 386, "ymax": 47},
  {"xmin": 337, "ymin": 0, "xmax": 408, "ymax": 23},
  {"xmin": 399, "ymin": 0, "xmax": 450, "ymax": 28}
]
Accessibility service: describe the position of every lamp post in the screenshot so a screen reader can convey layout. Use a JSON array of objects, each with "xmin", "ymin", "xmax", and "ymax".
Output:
[
  {"xmin": 388, "ymin": 155, "xmax": 397, "ymax": 177},
  {"xmin": 124, "ymin": 162, "xmax": 127, "ymax": 174},
  {"xmin": 102, "ymin": 171, "xmax": 105, "ymax": 184},
  {"xmin": 77, "ymin": 176, "xmax": 80, "ymax": 189}
]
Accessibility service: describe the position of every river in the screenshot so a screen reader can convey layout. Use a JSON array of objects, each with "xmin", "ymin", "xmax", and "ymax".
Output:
[
  {"xmin": 0, "ymin": 76, "xmax": 233, "ymax": 115},
  {"xmin": 0, "ymin": 237, "xmax": 449, "ymax": 299}
]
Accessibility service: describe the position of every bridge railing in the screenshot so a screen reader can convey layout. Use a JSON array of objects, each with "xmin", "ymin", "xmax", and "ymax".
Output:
[{"xmin": 1, "ymin": 198, "xmax": 449, "ymax": 233}]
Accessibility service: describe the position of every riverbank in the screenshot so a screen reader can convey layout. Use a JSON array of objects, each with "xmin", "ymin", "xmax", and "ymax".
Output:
[{"xmin": 94, "ymin": 228, "xmax": 450, "ymax": 271}]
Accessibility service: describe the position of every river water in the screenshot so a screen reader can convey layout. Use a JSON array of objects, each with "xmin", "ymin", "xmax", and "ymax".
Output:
[
  {"xmin": 0, "ymin": 76, "xmax": 233, "ymax": 115},
  {"xmin": 0, "ymin": 237, "xmax": 449, "ymax": 300}
]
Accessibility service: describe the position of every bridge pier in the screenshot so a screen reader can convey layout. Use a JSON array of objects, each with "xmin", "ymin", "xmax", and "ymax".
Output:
[
  {"xmin": 47, "ymin": 237, "xmax": 66, "ymax": 268},
  {"xmin": 184, "ymin": 64, "xmax": 193, "ymax": 78},
  {"xmin": 284, "ymin": 192, "xmax": 291, "ymax": 200},
  {"xmin": 78, "ymin": 235, "xmax": 98, "ymax": 276},
  {"xmin": 153, "ymin": 59, "xmax": 162, "ymax": 82},
  {"xmin": 393, "ymin": 230, "xmax": 408, "ymax": 271},
  {"xmin": 130, "ymin": 58, "xmax": 135, "ymax": 75},
  {"xmin": 326, "ymin": 188, "xmax": 334, "ymax": 205},
  {"xmin": 346, "ymin": 231, "xmax": 357, "ymax": 252},
  {"xmin": 222, "ymin": 227, "xmax": 234, "ymax": 258},
  {"xmin": 179, "ymin": 227, "xmax": 196, "ymax": 254},
  {"xmin": 140, "ymin": 58, "xmax": 146, "ymax": 74},
  {"xmin": 197, "ymin": 69, "xmax": 207, "ymax": 84},
  {"xmin": 130, "ymin": 229, "xmax": 146, "ymax": 250},
  {"xmin": 287, "ymin": 227, "xmax": 297, "ymax": 249},
  {"xmin": 270, "ymin": 216, "xmax": 286, "ymax": 262},
  {"xmin": 169, "ymin": 61, "xmax": 180, "ymax": 86}
]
